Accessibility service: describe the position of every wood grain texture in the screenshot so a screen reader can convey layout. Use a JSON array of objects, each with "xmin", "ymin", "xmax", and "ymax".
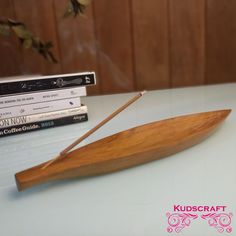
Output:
[
  {"xmin": 2, "ymin": 1, "xmax": 236, "ymax": 92},
  {"xmin": 132, "ymin": 0, "xmax": 170, "ymax": 90},
  {"xmin": 93, "ymin": 0, "xmax": 135, "ymax": 94},
  {"xmin": 13, "ymin": 0, "xmax": 62, "ymax": 75},
  {"xmin": 169, "ymin": 0, "xmax": 205, "ymax": 87},
  {"xmin": 0, "ymin": 0, "xmax": 22, "ymax": 77},
  {"xmin": 206, "ymin": 0, "xmax": 236, "ymax": 84},
  {"xmin": 54, "ymin": 1, "xmax": 100, "ymax": 95},
  {"xmin": 15, "ymin": 109, "xmax": 231, "ymax": 191}
]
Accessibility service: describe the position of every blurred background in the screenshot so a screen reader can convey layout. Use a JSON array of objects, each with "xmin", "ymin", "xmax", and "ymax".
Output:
[{"xmin": 0, "ymin": 0, "xmax": 236, "ymax": 95}]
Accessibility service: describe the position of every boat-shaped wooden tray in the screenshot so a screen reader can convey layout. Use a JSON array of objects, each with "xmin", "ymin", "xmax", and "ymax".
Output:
[{"xmin": 15, "ymin": 109, "xmax": 231, "ymax": 191}]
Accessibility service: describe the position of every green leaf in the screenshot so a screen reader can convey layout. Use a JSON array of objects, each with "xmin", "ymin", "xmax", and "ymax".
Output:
[
  {"xmin": 0, "ymin": 23, "xmax": 10, "ymax": 36},
  {"xmin": 78, "ymin": 0, "xmax": 92, "ymax": 6},
  {"xmin": 22, "ymin": 38, "xmax": 32, "ymax": 49},
  {"xmin": 64, "ymin": 0, "xmax": 74, "ymax": 17},
  {"xmin": 64, "ymin": 0, "xmax": 89, "ymax": 17},
  {"xmin": 12, "ymin": 25, "xmax": 32, "ymax": 39},
  {"xmin": 0, "ymin": 18, "xmax": 58, "ymax": 63}
]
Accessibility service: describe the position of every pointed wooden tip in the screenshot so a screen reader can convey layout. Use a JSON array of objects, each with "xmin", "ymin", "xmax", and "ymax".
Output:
[
  {"xmin": 218, "ymin": 109, "xmax": 231, "ymax": 118},
  {"xmin": 223, "ymin": 109, "xmax": 231, "ymax": 114}
]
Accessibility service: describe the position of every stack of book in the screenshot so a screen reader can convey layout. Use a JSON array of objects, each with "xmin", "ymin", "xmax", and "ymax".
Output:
[{"xmin": 0, "ymin": 72, "xmax": 96, "ymax": 137}]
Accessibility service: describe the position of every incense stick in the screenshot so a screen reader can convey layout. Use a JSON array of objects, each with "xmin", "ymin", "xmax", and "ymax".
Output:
[{"xmin": 42, "ymin": 91, "xmax": 146, "ymax": 169}]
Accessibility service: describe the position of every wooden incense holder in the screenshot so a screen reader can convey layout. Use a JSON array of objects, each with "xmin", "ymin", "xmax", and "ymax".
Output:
[{"xmin": 15, "ymin": 109, "xmax": 231, "ymax": 191}]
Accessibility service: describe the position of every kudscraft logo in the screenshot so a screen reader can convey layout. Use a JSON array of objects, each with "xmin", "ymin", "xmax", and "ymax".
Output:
[{"xmin": 166, "ymin": 205, "xmax": 233, "ymax": 233}]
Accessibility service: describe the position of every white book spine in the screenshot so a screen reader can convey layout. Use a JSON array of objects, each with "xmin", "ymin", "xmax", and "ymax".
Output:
[
  {"xmin": 0, "ymin": 87, "xmax": 86, "ymax": 108},
  {"xmin": 0, "ymin": 97, "xmax": 82, "ymax": 119},
  {"xmin": 0, "ymin": 106, "xmax": 88, "ymax": 128}
]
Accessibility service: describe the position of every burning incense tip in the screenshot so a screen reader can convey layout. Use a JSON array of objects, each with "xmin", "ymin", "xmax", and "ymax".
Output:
[{"xmin": 140, "ymin": 90, "xmax": 147, "ymax": 96}]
